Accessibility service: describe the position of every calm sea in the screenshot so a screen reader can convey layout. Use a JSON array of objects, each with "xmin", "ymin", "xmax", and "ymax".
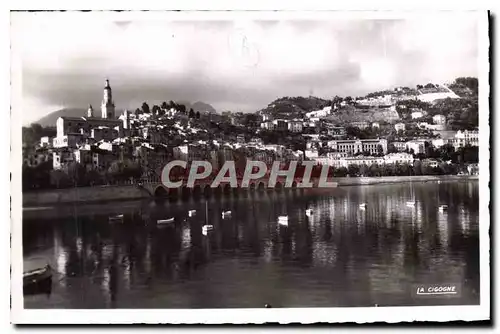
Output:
[{"xmin": 23, "ymin": 180, "xmax": 480, "ymax": 308}]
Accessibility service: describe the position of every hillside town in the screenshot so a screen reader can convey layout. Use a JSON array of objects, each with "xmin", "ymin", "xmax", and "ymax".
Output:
[{"xmin": 22, "ymin": 78, "xmax": 479, "ymax": 190}]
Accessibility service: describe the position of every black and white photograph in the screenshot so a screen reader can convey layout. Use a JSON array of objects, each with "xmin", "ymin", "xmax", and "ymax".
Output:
[{"xmin": 10, "ymin": 10, "xmax": 490, "ymax": 324}]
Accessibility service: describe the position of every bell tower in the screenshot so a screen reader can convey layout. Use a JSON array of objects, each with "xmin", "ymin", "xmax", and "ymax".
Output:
[
  {"xmin": 101, "ymin": 78, "xmax": 115, "ymax": 118},
  {"xmin": 87, "ymin": 104, "xmax": 94, "ymax": 117}
]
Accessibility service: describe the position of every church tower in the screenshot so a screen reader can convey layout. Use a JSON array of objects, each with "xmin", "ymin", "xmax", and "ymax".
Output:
[
  {"xmin": 87, "ymin": 104, "xmax": 94, "ymax": 118},
  {"xmin": 101, "ymin": 78, "xmax": 115, "ymax": 119}
]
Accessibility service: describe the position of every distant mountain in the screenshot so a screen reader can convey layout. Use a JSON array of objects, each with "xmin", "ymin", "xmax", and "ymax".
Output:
[
  {"xmin": 35, "ymin": 108, "xmax": 125, "ymax": 127},
  {"xmin": 35, "ymin": 101, "xmax": 216, "ymax": 127},
  {"xmin": 190, "ymin": 101, "xmax": 216, "ymax": 113},
  {"xmin": 176, "ymin": 101, "xmax": 217, "ymax": 113},
  {"xmin": 35, "ymin": 108, "xmax": 86, "ymax": 127}
]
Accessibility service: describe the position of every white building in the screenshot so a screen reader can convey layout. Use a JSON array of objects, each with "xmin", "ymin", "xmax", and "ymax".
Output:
[
  {"xmin": 431, "ymin": 138, "xmax": 449, "ymax": 148},
  {"xmin": 52, "ymin": 150, "xmax": 74, "ymax": 170},
  {"xmin": 39, "ymin": 136, "xmax": 52, "ymax": 148},
  {"xmin": 453, "ymin": 130, "xmax": 479, "ymax": 148},
  {"xmin": 411, "ymin": 111, "xmax": 424, "ymax": 119},
  {"xmin": 351, "ymin": 121, "xmax": 370, "ymax": 130},
  {"xmin": 340, "ymin": 156, "xmax": 385, "ymax": 168},
  {"xmin": 52, "ymin": 134, "xmax": 85, "ymax": 149},
  {"xmin": 288, "ymin": 120, "xmax": 304, "ymax": 133},
  {"xmin": 327, "ymin": 138, "xmax": 388, "ymax": 155},
  {"xmin": 384, "ymin": 153, "xmax": 414, "ymax": 165},
  {"xmin": 372, "ymin": 122, "xmax": 380, "ymax": 129},
  {"xmin": 306, "ymin": 106, "xmax": 332, "ymax": 118},
  {"xmin": 272, "ymin": 119, "xmax": 288, "ymax": 131},
  {"xmin": 260, "ymin": 121, "xmax": 274, "ymax": 130},
  {"xmin": 433, "ymin": 114, "xmax": 447, "ymax": 125},
  {"xmin": 406, "ymin": 140, "xmax": 425, "ymax": 154},
  {"xmin": 305, "ymin": 150, "xmax": 319, "ymax": 159},
  {"xmin": 392, "ymin": 141, "xmax": 408, "ymax": 152},
  {"xmin": 394, "ymin": 123, "xmax": 406, "ymax": 132}
]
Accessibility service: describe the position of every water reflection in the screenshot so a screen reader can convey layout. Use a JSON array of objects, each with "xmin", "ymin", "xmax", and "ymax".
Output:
[{"xmin": 23, "ymin": 181, "xmax": 480, "ymax": 308}]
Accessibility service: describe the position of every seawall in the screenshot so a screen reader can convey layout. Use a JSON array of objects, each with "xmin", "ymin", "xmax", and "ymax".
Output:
[
  {"xmin": 22, "ymin": 175, "xmax": 479, "ymax": 207},
  {"xmin": 22, "ymin": 184, "xmax": 150, "ymax": 207},
  {"xmin": 334, "ymin": 175, "xmax": 479, "ymax": 186}
]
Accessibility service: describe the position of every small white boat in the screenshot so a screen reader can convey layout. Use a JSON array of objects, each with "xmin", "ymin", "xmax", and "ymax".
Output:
[
  {"xmin": 222, "ymin": 211, "xmax": 232, "ymax": 218},
  {"xmin": 202, "ymin": 225, "xmax": 214, "ymax": 232},
  {"xmin": 278, "ymin": 216, "xmax": 289, "ymax": 226},
  {"xmin": 157, "ymin": 218, "xmax": 175, "ymax": 225},
  {"xmin": 188, "ymin": 210, "xmax": 197, "ymax": 217},
  {"xmin": 359, "ymin": 203, "xmax": 366, "ymax": 210},
  {"xmin": 305, "ymin": 209, "xmax": 313, "ymax": 216},
  {"xmin": 406, "ymin": 201, "xmax": 416, "ymax": 207},
  {"xmin": 109, "ymin": 214, "xmax": 124, "ymax": 222},
  {"xmin": 439, "ymin": 205, "xmax": 448, "ymax": 212}
]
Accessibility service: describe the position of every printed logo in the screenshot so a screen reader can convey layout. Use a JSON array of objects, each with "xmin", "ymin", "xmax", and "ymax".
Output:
[{"xmin": 413, "ymin": 283, "xmax": 462, "ymax": 297}]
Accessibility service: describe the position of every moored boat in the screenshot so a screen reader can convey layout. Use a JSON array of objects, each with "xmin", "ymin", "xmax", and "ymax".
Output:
[
  {"xmin": 278, "ymin": 216, "xmax": 289, "ymax": 226},
  {"xmin": 23, "ymin": 265, "xmax": 52, "ymax": 295},
  {"xmin": 188, "ymin": 210, "xmax": 197, "ymax": 217},
  {"xmin": 157, "ymin": 218, "xmax": 175, "ymax": 226},
  {"xmin": 202, "ymin": 225, "xmax": 214, "ymax": 232},
  {"xmin": 222, "ymin": 211, "xmax": 232, "ymax": 218},
  {"xmin": 305, "ymin": 209, "xmax": 313, "ymax": 216},
  {"xmin": 109, "ymin": 214, "xmax": 124, "ymax": 223},
  {"xmin": 439, "ymin": 205, "xmax": 448, "ymax": 212}
]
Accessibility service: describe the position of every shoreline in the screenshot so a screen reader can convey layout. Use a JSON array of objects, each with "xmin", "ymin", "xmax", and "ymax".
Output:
[{"xmin": 21, "ymin": 175, "xmax": 478, "ymax": 208}]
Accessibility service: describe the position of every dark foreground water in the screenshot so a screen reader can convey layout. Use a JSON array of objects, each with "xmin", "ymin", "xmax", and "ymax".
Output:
[{"xmin": 23, "ymin": 181, "xmax": 480, "ymax": 308}]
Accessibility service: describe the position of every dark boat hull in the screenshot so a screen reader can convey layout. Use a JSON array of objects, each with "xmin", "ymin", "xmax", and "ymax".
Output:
[{"xmin": 23, "ymin": 266, "xmax": 53, "ymax": 295}]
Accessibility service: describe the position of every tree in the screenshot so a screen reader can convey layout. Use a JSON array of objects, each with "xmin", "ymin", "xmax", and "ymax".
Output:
[
  {"xmin": 359, "ymin": 164, "xmax": 369, "ymax": 176},
  {"xmin": 50, "ymin": 169, "xmax": 70, "ymax": 189},
  {"xmin": 135, "ymin": 108, "xmax": 141, "ymax": 115},
  {"xmin": 65, "ymin": 162, "xmax": 86, "ymax": 186},
  {"xmin": 368, "ymin": 164, "xmax": 381, "ymax": 177},
  {"xmin": 151, "ymin": 105, "xmax": 161, "ymax": 116},
  {"xmin": 196, "ymin": 111, "xmax": 201, "ymax": 119},
  {"xmin": 141, "ymin": 102, "xmax": 150, "ymax": 114},
  {"xmin": 188, "ymin": 108, "xmax": 195, "ymax": 118},
  {"xmin": 332, "ymin": 167, "xmax": 348, "ymax": 177},
  {"xmin": 387, "ymin": 143, "xmax": 398, "ymax": 154},
  {"xmin": 437, "ymin": 144, "xmax": 455, "ymax": 161},
  {"xmin": 85, "ymin": 169, "xmax": 102, "ymax": 186},
  {"xmin": 412, "ymin": 160, "xmax": 422, "ymax": 175},
  {"xmin": 455, "ymin": 77, "xmax": 478, "ymax": 94},
  {"xmin": 161, "ymin": 101, "xmax": 168, "ymax": 110},
  {"xmin": 178, "ymin": 104, "xmax": 187, "ymax": 114},
  {"xmin": 347, "ymin": 164, "xmax": 359, "ymax": 177},
  {"xmin": 22, "ymin": 123, "xmax": 56, "ymax": 146}
]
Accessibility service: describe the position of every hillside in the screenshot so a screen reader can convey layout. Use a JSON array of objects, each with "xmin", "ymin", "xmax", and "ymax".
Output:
[
  {"xmin": 258, "ymin": 96, "xmax": 331, "ymax": 119},
  {"xmin": 36, "ymin": 101, "xmax": 216, "ymax": 127},
  {"xmin": 325, "ymin": 105, "xmax": 400, "ymax": 124}
]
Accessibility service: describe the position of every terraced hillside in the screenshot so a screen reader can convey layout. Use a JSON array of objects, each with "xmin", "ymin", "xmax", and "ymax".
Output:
[{"xmin": 325, "ymin": 105, "xmax": 400, "ymax": 124}]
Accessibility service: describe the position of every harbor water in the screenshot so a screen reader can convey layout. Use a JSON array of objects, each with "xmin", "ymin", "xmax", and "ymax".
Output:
[{"xmin": 23, "ymin": 180, "xmax": 480, "ymax": 308}]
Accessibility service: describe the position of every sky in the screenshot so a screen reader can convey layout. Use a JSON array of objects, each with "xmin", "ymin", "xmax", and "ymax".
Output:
[{"xmin": 12, "ymin": 12, "xmax": 480, "ymax": 124}]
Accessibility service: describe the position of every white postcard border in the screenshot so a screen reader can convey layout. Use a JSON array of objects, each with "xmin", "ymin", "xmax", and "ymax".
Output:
[{"xmin": 9, "ymin": 9, "xmax": 490, "ymax": 324}]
